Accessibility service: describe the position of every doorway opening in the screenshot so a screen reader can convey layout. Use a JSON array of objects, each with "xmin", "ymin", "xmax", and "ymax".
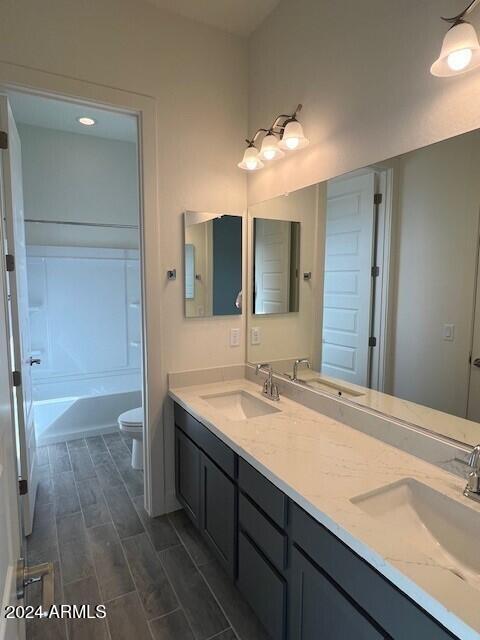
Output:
[{"xmin": 2, "ymin": 90, "xmax": 146, "ymax": 534}]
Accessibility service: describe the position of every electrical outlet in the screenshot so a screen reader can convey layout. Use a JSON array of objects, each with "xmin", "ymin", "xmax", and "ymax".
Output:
[
  {"xmin": 230, "ymin": 328, "xmax": 240, "ymax": 347},
  {"xmin": 251, "ymin": 327, "xmax": 261, "ymax": 345}
]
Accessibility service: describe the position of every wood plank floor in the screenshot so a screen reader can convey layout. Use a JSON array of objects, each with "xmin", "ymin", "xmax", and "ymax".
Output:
[{"xmin": 26, "ymin": 434, "xmax": 270, "ymax": 640}]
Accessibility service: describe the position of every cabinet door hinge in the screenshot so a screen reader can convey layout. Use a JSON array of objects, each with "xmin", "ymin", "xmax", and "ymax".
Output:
[
  {"xmin": 368, "ymin": 337, "xmax": 377, "ymax": 347},
  {"xmin": 5, "ymin": 254, "xmax": 15, "ymax": 272},
  {"xmin": 0, "ymin": 131, "xmax": 8, "ymax": 150},
  {"xmin": 12, "ymin": 370, "xmax": 22, "ymax": 387},
  {"xmin": 374, "ymin": 192, "xmax": 383, "ymax": 205},
  {"xmin": 18, "ymin": 479, "xmax": 28, "ymax": 495},
  {"xmin": 371, "ymin": 266, "xmax": 380, "ymax": 277}
]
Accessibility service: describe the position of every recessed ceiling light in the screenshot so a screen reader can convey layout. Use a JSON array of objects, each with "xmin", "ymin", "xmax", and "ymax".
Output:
[{"xmin": 77, "ymin": 116, "xmax": 96, "ymax": 126}]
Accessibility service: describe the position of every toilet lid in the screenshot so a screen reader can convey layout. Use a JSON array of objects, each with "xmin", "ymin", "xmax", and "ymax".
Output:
[{"xmin": 118, "ymin": 407, "xmax": 144, "ymax": 427}]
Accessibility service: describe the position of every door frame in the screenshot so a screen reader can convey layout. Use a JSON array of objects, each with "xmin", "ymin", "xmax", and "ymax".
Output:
[{"xmin": 0, "ymin": 61, "xmax": 164, "ymax": 517}]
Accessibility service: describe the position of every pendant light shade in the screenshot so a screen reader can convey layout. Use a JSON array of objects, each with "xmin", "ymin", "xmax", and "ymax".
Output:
[
  {"xmin": 278, "ymin": 119, "xmax": 309, "ymax": 151},
  {"xmin": 431, "ymin": 20, "xmax": 480, "ymax": 76},
  {"xmin": 259, "ymin": 133, "xmax": 285, "ymax": 161},
  {"xmin": 238, "ymin": 145, "xmax": 264, "ymax": 171}
]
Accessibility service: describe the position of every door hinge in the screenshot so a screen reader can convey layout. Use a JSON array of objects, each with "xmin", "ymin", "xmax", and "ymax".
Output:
[
  {"xmin": 0, "ymin": 131, "xmax": 7, "ymax": 150},
  {"xmin": 18, "ymin": 479, "xmax": 28, "ymax": 495},
  {"xmin": 5, "ymin": 254, "xmax": 15, "ymax": 272},
  {"xmin": 374, "ymin": 192, "xmax": 383, "ymax": 205},
  {"xmin": 12, "ymin": 370, "xmax": 22, "ymax": 387},
  {"xmin": 368, "ymin": 337, "xmax": 377, "ymax": 347},
  {"xmin": 371, "ymin": 266, "xmax": 380, "ymax": 277}
]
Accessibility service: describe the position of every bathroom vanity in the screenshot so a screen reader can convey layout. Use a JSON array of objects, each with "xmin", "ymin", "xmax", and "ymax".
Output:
[{"xmin": 170, "ymin": 378, "xmax": 480, "ymax": 640}]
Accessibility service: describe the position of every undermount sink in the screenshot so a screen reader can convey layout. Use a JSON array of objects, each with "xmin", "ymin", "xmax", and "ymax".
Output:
[
  {"xmin": 201, "ymin": 390, "xmax": 281, "ymax": 421},
  {"xmin": 300, "ymin": 376, "xmax": 365, "ymax": 397},
  {"xmin": 351, "ymin": 478, "xmax": 480, "ymax": 588}
]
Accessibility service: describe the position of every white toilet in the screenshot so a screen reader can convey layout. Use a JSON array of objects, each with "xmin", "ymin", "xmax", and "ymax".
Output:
[{"xmin": 118, "ymin": 406, "xmax": 144, "ymax": 470}]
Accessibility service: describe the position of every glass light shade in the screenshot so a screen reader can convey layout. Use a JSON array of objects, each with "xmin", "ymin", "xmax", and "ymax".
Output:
[
  {"xmin": 77, "ymin": 116, "xmax": 96, "ymax": 126},
  {"xmin": 278, "ymin": 119, "xmax": 309, "ymax": 151},
  {"xmin": 238, "ymin": 146, "xmax": 264, "ymax": 171},
  {"xmin": 431, "ymin": 21, "xmax": 480, "ymax": 77},
  {"xmin": 259, "ymin": 133, "xmax": 285, "ymax": 161}
]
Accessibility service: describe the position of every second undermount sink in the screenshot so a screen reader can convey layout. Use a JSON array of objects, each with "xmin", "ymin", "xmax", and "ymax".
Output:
[
  {"xmin": 351, "ymin": 478, "xmax": 480, "ymax": 588},
  {"xmin": 201, "ymin": 390, "xmax": 281, "ymax": 421}
]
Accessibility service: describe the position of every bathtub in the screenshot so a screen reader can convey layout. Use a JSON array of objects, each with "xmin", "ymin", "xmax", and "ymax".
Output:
[{"xmin": 34, "ymin": 374, "xmax": 142, "ymax": 446}]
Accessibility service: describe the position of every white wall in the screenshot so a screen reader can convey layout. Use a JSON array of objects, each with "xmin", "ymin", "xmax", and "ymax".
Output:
[
  {"xmin": 247, "ymin": 0, "xmax": 480, "ymax": 204},
  {"xmin": 389, "ymin": 131, "xmax": 480, "ymax": 417},
  {"xmin": 18, "ymin": 124, "xmax": 139, "ymax": 248},
  {"xmin": 0, "ymin": 0, "xmax": 247, "ymax": 514}
]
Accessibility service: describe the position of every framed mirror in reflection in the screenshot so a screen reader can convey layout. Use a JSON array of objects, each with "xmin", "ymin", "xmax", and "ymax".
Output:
[
  {"xmin": 184, "ymin": 211, "xmax": 242, "ymax": 318},
  {"xmin": 253, "ymin": 218, "xmax": 300, "ymax": 314},
  {"xmin": 247, "ymin": 128, "xmax": 480, "ymax": 446}
]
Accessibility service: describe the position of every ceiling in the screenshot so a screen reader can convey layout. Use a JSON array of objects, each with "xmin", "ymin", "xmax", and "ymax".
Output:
[
  {"xmin": 145, "ymin": 0, "xmax": 280, "ymax": 36},
  {"xmin": 8, "ymin": 91, "xmax": 137, "ymax": 143}
]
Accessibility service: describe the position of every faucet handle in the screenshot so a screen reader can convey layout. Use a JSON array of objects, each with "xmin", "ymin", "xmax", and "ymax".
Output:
[{"xmin": 467, "ymin": 444, "xmax": 480, "ymax": 470}]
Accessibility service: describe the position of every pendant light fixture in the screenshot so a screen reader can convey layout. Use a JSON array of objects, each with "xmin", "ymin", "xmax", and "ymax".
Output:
[
  {"xmin": 238, "ymin": 104, "xmax": 309, "ymax": 171},
  {"xmin": 431, "ymin": 0, "xmax": 480, "ymax": 76}
]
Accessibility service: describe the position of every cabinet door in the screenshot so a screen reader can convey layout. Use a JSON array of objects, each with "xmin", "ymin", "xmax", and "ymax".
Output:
[
  {"xmin": 290, "ymin": 547, "xmax": 385, "ymax": 640},
  {"xmin": 200, "ymin": 453, "xmax": 236, "ymax": 576},
  {"xmin": 175, "ymin": 427, "xmax": 201, "ymax": 525}
]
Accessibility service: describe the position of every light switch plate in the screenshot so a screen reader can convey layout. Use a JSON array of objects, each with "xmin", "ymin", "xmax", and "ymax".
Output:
[
  {"xmin": 443, "ymin": 324, "xmax": 455, "ymax": 342},
  {"xmin": 230, "ymin": 328, "xmax": 240, "ymax": 347},
  {"xmin": 251, "ymin": 327, "xmax": 261, "ymax": 345}
]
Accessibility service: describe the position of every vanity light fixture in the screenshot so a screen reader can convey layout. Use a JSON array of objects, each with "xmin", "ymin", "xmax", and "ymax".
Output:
[
  {"xmin": 238, "ymin": 104, "xmax": 309, "ymax": 171},
  {"xmin": 431, "ymin": 0, "xmax": 480, "ymax": 76},
  {"xmin": 77, "ymin": 116, "xmax": 97, "ymax": 126}
]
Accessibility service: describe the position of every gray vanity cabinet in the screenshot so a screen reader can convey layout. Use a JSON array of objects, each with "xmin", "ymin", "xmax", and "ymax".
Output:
[
  {"xmin": 175, "ymin": 427, "xmax": 201, "ymax": 526},
  {"xmin": 200, "ymin": 453, "xmax": 236, "ymax": 577},
  {"xmin": 174, "ymin": 404, "xmax": 237, "ymax": 576},
  {"xmin": 289, "ymin": 546, "xmax": 385, "ymax": 640},
  {"xmin": 174, "ymin": 403, "xmax": 459, "ymax": 640}
]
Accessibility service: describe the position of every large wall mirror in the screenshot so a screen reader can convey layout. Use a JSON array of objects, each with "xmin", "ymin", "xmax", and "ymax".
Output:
[
  {"xmin": 247, "ymin": 128, "xmax": 480, "ymax": 447},
  {"xmin": 184, "ymin": 211, "xmax": 242, "ymax": 318}
]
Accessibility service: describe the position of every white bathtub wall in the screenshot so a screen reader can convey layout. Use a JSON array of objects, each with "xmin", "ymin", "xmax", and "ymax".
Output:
[{"xmin": 27, "ymin": 245, "xmax": 142, "ymax": 399}]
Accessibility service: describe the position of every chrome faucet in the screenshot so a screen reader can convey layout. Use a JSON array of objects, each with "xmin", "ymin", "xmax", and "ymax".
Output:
[
  {"xmin": 255, "ymin": 363, "xmax": 280, "ymax": 401},
  {"xmin": 289, "ymin": 358, "xmax": 311, "ymax": 382},
  {"xmin": 463, "ymin": 444, "xmax": 480, "ymax": 502}
]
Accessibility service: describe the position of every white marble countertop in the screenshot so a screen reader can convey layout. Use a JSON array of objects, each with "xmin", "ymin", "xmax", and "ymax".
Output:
[{"xmin": 169, "ymin": 377, "xmax": 480, "ymax": 640}]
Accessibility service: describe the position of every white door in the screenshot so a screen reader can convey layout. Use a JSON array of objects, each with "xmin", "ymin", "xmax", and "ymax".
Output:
[
  {"xmin": 254, "ymin": 218, "xmax": 291, "ymax": 314},
  {"xmin": 321, "ymin": 172, "xmax": 375, "ymax": 386},
  {"xmin": 0, "ymin": 181, "xmax": 24, "ymax": 640},
  {"xmin": 0, "ymin": 96, "xmax": 38, "ymax": 535},
  {"xmin": 467, "ymin": 261, "xmax": 480, "ymax": 421}
]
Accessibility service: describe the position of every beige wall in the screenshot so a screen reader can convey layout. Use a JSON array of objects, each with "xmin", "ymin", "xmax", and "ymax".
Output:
[
  {"xmin": 247, "ymin": 183, "xmax": 324, "ymax": 367},
  {"xmin": 247, "ymin": 0, "xmax": 480, "ymax": 204},
  {"xmin": 389, "ymin": 131, "xmax": 480, "ymax": 417}
]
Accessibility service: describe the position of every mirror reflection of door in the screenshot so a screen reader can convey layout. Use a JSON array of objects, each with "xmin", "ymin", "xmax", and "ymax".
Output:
[
  {"xmin": 253, "ymin": 218, "xmax": 300, "ymax": 315},
  {"xmin": 321, "ymin": 172, "xmax": 375, "ymax": 387}
]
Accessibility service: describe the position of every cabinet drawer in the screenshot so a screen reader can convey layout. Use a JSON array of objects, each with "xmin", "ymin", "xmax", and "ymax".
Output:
[
  {"xmin": 238, "ymin": 458, "xmax": 287, "ymax": 529},
  {"xmin": 237, "ymin": 531, "xmax": 286, "ymax": 640},
  {"xmin": 290, "ymin": 503, "xmax": 456, "ymax": 640},
  {"xmin": 174, "ymin": 403, "xmax": 235, "ymax": 478},
  {"xmin": 239, "ymin": 493, "xmax": 286, "ymax": 572}
]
